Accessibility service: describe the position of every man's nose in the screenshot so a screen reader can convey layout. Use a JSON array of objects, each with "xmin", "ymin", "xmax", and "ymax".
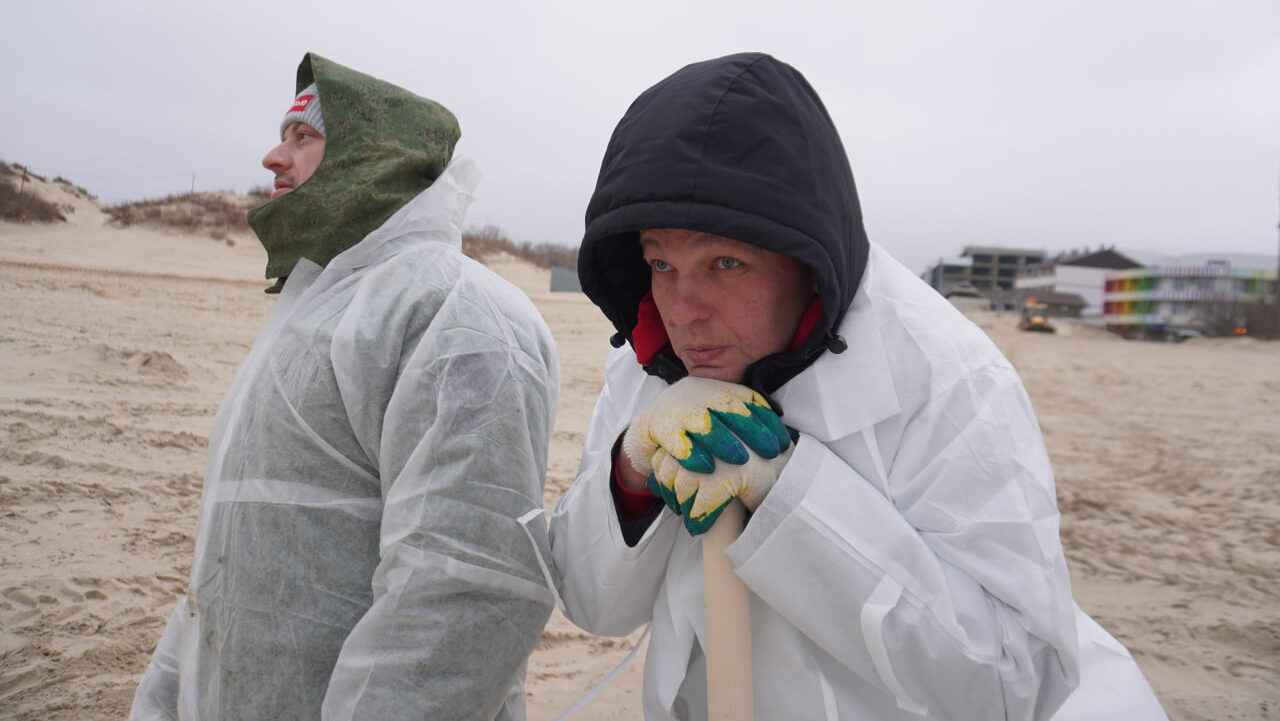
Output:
[
  {"xmin": 665, "ymin": 276, "xmax": 713, "ymax": 325},
  {"xmin": 262, "ymin": 142, "xmax": 291, "ymax": 172}
]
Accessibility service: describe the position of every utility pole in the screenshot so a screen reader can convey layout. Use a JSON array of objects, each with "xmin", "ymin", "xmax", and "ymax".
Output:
[{"xmin": 16, "ymin": 166, "xmax": 27, "ymax": 219}]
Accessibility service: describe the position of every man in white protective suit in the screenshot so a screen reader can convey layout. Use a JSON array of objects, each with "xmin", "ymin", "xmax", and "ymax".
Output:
[
  {"xmin": 549, "ymin": 52, "xmax": 1168, "ymax": 720},
  {"xmin": 129, "ymin": 53, "xmax": 559, "ymax": 720}
]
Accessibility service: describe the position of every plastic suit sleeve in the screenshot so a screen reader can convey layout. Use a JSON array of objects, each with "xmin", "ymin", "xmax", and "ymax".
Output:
[
  {"xmin": 550, "ymin": 360, "xmax": 681, "ymax": 637},
  {"xmin": 725, "ymin": 364, "xmax": 1079, "ymax": 720},
  {"xmin": 127, "ymin": 601, "xmax": 184, "ymax": 720},
  {"xmin": 320, "ymin": 294, "xmax": 558, "ymax": 719}
]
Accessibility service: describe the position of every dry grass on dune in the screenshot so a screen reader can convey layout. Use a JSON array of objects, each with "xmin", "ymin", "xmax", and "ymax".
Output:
[
  {"xmin": 0, "ymin": 162, "xmax": 77, "ymax": 224},
  {"xmin": 104, "ymin": 190, "xmax": 269, "ymax": 242}
]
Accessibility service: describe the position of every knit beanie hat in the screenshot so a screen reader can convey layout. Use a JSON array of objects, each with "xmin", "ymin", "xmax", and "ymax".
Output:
[{"xmin": 279, "ymin": 82, "xmax": 325, "ymax": 138}]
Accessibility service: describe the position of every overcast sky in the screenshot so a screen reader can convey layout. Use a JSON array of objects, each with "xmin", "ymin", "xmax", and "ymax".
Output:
[{"xmin": 4, "ymin": 0, "xmax": 1277, "ymax": 275}]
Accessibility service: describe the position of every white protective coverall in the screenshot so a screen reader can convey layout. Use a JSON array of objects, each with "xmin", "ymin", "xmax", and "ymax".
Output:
[
  {"xmin": 551, "ymin": 243, "xmax": 1167, "ymax": 720},
  {"xmin": 130, "ymin": 159, "xmax": 560, "ymax": 720}
]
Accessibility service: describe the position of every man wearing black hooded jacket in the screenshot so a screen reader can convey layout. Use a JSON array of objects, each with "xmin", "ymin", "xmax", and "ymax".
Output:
[{"xmin": 549, "ymin": 53, "xmax": 1165, "ymax": 720}]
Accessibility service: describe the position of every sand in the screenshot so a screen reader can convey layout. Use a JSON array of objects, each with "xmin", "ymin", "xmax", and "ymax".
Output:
[{"xmin": 1, "ymin": 191, "xmax": 1276, "ymax": 719}]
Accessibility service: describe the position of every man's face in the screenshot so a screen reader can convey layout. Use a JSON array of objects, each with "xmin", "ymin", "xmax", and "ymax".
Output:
[
  {"xmin": 262, "ymin": 122, "xmax": 325, "ymax": 199},
  {"xmin": 640, "ymin": 229, "xmax": 815, "ymax": 383}
]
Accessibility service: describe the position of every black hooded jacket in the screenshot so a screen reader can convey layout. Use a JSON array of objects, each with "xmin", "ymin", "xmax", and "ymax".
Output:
[{"xmin": 578, "ymin": 52, "xmax": 870, "ymax": 394}]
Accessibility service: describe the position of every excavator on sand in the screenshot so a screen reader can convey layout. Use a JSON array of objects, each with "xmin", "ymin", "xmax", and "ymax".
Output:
[{"xmin": 1019, "ymin": 298, "xmax": 1056, "ymax": 333}]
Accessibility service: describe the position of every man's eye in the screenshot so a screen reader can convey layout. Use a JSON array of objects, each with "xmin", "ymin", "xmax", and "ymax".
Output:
[
  {"xmin": 651, "ymin": 259, "xmax": 672, "ymax": 272},
  {"xmin": 714, "ymin": 257, "xmax": 741, "ymax": 270}
]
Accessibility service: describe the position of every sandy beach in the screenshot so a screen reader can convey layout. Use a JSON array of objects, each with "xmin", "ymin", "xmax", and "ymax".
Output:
[{"xmin": 1, "ymin": 189, "xmax": 1276, "ymax": 719}]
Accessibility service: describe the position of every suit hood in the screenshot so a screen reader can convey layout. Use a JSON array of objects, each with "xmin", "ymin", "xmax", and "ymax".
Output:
[
  {"xmin": 248, "ymin": 53, "xmax": 460, "ymax": 287},
  {"xmin": 577, "ymin": 52, "xmax": 869, "ymax": 393}
]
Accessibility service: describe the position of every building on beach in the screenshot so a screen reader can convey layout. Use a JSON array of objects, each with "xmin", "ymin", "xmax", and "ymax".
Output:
[
  {"xmin": 1102, "ymin": 254, "xmax": 1277, "ymax": 340},
  {"xmin": 1014, "ymin": 247, "xmax": 1143, "ymax": 318},
  {"xmin": 922, "ymin": 245, "xmax": 1046, "ymax": 292}
]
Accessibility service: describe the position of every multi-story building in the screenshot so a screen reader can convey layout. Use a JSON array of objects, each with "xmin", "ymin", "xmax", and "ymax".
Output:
[
  {"xmin": 1015, "ymin": 246, "xmax": 1142, "ymax": 318},
  {"xmin": 1103, "ymin": 255, "xmax": 1277, "ymax": 339},
  {"xmin": 922, "ymin": 245, "xmax": 1046, "ymax": 291}
]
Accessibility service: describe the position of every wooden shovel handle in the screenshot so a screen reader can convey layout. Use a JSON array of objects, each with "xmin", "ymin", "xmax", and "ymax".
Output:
[{"xmin": 702, "ymin": 498, "xmax": 754, "ymax": 721}]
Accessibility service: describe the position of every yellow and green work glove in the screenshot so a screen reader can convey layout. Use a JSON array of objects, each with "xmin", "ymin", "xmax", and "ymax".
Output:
[{"xmin": 622, "ymin": 377, "xmax": 796, "ymax": 535}]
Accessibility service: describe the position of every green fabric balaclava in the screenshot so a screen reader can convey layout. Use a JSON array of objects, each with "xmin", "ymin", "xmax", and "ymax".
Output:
[{"xmin": 247, "ymin": 53, "xmax": 461, "ymax": 289}]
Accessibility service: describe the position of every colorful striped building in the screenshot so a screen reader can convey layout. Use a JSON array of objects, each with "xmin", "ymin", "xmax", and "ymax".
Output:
[{"xmin": 1103, "ymin": 260, "xmax": 1277, "ymax": 339}]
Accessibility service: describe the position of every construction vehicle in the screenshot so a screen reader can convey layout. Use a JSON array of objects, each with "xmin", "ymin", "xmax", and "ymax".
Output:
[{"xmin": 1019, "ymin": 298, "xmax": 1056, "ymax": 333}]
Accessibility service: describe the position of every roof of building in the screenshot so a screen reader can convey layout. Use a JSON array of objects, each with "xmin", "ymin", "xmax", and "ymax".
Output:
[
  {"xmin": 1108, "ymin": 264, "xmax": 1278, "ymax": 280},
  {"xmin": 961, "ymin": 245, "xmax": 1046, "ymax": 258},
  {"xmin": 1117, "ymin": 250, "xmax": 1278, "ymax": 272},
  {"xmin": 1029, "ymin": 247, "xmax": 1143, "ymax": 270},
  {"xmin": 940, "ymin": 281, "xmax": 985, "ymax": 298}
]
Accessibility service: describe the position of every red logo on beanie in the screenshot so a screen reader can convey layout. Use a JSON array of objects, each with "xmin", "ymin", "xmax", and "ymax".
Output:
[{"xmin": 287, "ymin": 94, "xmax": 315, "ymax": 113}]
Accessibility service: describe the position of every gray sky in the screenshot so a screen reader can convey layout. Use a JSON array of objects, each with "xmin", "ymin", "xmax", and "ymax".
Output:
[{"xmin": 4, "ymin": 0, "xmax": 1277, "ymax": 275}]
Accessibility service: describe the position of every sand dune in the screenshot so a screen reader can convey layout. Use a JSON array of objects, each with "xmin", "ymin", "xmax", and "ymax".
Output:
[{"xmin": 0, "ymin": 211, "xmax": 1276, "ymax": 719}]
